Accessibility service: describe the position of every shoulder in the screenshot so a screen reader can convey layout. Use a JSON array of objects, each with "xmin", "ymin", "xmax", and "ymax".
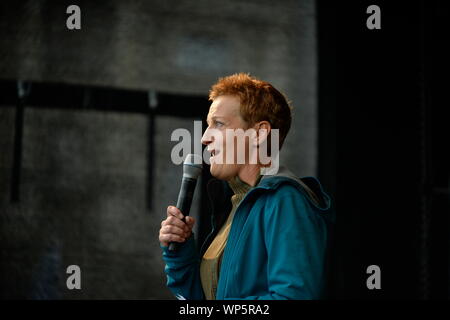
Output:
[
  {"xmin": 258, "ymin": 175, "xmax": 332, "ymax": 212},
  {"xmin": 256, "ymin": 177, "xmax": 333, "ymax": 223},
  {"xmin": 259, "ymin": 177, "xmax": 312, "ymax": 204},
  {"xmin": 257, "ymin": 180, "xmax": 312, "ymax": 220}
]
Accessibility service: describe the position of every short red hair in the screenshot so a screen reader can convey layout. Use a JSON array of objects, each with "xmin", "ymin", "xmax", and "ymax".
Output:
[{"xmin": 209, "ymin": 73, "xmax": 292, "ymax": 147}]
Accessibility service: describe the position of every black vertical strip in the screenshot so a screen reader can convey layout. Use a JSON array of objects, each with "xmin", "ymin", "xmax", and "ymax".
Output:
[
  {"xmin": 316, "ymin": 0, "xmax": 338, "ymax": 299},
  {"xmin": 426, "ymin": 1, "xmax": 450, "ymax": 299},
  {"xmin": 418, "ymin": 0, "xmax": 431, "ymax": 300},
  {"xmin": 316, "ymin": 0, "xmax": 336, "ymax": 200},
  {"xmin": 10, "ymin": 83, "xmax": 26, "ymax": 203}
]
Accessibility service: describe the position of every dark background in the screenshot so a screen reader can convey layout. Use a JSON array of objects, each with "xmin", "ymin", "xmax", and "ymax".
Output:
[
  {"xmin": 318, "ymin": 0, "xmax": 449, "ymax": 299},
  {"xmin": 1, "ymin": 0, "xmax": 449, "ymax": 299}
]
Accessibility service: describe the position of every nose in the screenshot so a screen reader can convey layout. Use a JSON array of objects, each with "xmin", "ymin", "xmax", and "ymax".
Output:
[{"xmin": 201, "ymin": 127, "xmax": 213, "ymax": 146}]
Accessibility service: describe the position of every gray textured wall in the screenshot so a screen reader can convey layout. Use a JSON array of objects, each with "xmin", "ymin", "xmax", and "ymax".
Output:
[{"xmin": 0, "ymin": 0, "xmax": 317, "ymax": 299}]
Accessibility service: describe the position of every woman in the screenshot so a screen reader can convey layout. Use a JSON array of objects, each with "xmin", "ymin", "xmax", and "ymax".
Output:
[{"xmin": 159, "ymin": 73, "xmax": 334, "ymax": 300}]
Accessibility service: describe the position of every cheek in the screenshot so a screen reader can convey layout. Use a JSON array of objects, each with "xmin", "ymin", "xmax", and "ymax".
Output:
[{"xmin": 212, "ymin": 130, "xmax": 225, "ymax": 150}]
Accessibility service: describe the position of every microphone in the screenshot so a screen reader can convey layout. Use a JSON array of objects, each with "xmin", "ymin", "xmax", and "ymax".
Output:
[{"xmin": 168, "ymin": 154, "xmax": 203, "ymax": 251}]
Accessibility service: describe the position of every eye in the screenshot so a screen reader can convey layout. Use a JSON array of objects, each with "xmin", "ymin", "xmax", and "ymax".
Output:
[{"xmin": 214, "ymin": 121, "xmax": 224, "ymax": 128}]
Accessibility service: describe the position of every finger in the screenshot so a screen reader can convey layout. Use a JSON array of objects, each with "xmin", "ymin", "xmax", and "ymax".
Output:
[
  {"xmin": 161, "ymin": 225, "xmax": 188, "ymax": 237},
  {"xmin": 159, "ymin": 234, "xmax": 186, "ymax": 244},
  {"xmin": 185, "ymin": 216, "xmax": 196, "ymax": 228},
  {"xmin": 159, "ymin": 236, "xmax": 168, "ymax": 247},
  {"xmin": 167, "ymin": 206, "xmax": 184, "ymax": 220},
  {"xmin": 163, "ymin": 216, "xmax": 189, "ymax": 231},
  {"xmin": 159, "ymin": 229, "xmax": 169, "ymax": 247}
]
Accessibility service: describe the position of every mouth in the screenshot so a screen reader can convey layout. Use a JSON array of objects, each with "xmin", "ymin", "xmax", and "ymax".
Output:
[{"xmin": 208, "ymin": 149, "xmax": 219, "ymax": 161}]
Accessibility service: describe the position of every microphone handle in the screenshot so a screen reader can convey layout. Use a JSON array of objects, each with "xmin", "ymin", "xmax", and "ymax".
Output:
[{"xmin": 168, "ymin": 177, "xmax": 197, "ymax": 251}]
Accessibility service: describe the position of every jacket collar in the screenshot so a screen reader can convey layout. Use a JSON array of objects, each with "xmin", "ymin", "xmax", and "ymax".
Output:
[
  {"xmin": 206, "ymin": 165, "xmax": 331, "ymax": 213},
  {"xmin": 201, "ymin": 166, "xmax": 332, "ymax": 256}
]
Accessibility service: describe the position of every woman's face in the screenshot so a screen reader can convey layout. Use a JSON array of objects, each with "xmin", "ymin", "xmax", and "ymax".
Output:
[{"xmin": 201, "ymin": 95, "xmax": 250, "ymax": 181}]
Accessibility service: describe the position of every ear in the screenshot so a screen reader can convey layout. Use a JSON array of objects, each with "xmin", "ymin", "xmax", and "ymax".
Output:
[{"xmin": 253, "ymin": 121, "xmax": 271, "ymax": 147}]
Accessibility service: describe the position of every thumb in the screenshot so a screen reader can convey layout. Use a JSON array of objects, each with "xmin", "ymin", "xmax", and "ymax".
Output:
[{"xmin": 185, "ymin": 216, "xmax": 196, "ymax": 228}]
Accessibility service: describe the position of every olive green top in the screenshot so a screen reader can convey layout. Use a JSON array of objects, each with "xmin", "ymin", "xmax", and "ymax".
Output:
[{"xmin": 199, "ymin": 175, "xmax": 256, "ymax": 300}]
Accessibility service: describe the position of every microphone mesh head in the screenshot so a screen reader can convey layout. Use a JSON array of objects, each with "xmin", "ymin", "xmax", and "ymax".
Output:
[{"xmin": 183, "ymin": 154, "xmax": 203, "ymax": 179}]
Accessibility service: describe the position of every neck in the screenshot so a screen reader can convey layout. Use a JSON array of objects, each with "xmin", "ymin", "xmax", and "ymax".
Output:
[{"xmin": 236, "ymin": 164, "xmax": 262, "ymax": 187}]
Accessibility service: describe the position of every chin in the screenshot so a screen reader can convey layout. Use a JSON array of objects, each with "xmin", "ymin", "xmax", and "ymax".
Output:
[
  {"xmin": 210, "ymin": 164, "xmax": 238, "ymax": 181},
  {"xmin": 210, "ymin": 165, "xmax": 225, "ymax": 180}
]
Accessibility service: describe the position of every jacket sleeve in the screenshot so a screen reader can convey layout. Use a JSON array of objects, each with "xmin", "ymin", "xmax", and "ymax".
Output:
[
  {"xmin": 225, "ymin": 185, "xmax": 329, "ymax": 300},
  {"xmin": 161, "ymin": 235, "xmax": 205, "ymax": 300}
]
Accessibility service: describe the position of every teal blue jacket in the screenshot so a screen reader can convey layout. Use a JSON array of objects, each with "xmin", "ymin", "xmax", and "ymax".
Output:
[{"xmin": 161, "ymin": 167, "xmax": 334, "ymax": 300}]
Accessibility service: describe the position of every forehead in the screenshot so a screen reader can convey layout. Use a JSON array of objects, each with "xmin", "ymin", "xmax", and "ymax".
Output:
[{"xmin": 207, "ymin": 95, "xmax": 241, "ymax": 120}]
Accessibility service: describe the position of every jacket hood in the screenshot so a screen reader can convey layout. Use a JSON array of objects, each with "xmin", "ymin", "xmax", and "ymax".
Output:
[{"xmin": 258, "ymin": 166, "xmax": 332, "ymax": 211}]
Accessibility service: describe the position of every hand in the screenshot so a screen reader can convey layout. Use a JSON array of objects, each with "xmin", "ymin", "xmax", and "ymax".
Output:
[{"xmin": 159, "ymin": 206, "xmax": 196, "ymax": 247}]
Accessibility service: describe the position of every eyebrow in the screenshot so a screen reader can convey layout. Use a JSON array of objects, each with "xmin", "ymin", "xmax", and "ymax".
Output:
[{"xmin": 207, "ymin": 116, "xmax": 226, "ymax": 124}]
